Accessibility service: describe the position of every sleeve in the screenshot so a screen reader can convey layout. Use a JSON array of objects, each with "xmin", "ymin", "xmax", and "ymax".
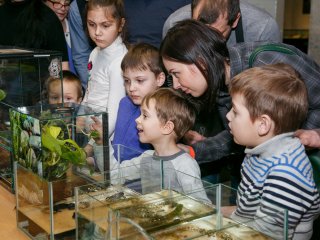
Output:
[
  {"xmin": 252, "ymin": 165, "xmax": 316, "ymax": 239},
  {"xmin": 107, "ymin": 57, "xmax": 126, "ymax": 137},
  {"xmin": 45, "ymin": 8, "xmax": 69, "ymax": 62},
  {"xmin": 68, "ymin": 0, "xmax": 92, "ymax": 88},
  {"xmin": 172, "ymin": 155, "xmax": 211, "ymax": 204},
  {"xmin": 258, "ymin": 17, "xmax": 281, "ymax": 42},
  {"xmin": 192, "ymin": 129, "xmax": 241, "ymax": 164}
]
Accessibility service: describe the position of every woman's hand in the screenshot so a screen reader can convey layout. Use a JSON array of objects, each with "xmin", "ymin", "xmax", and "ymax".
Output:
[
  {"xmin": 294, "ymin": 129, "xmax": 320, "ymax": 149},
  {"xmin": 183, "ymin": 130, "xmax": 206, "ymax": 145}
]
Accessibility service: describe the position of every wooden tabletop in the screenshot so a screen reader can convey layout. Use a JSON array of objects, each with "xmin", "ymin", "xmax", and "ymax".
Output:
[{"xmin": 0, "ymin": 185, "xmax": 29, "ymax": 240}]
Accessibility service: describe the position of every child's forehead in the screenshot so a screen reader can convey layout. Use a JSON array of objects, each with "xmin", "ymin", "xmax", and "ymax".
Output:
[
  {"xmin": 88, "ymin": 6, "xmax": 118, "ymax": 21},
  {"xmin": 124, "ymin": 65, "xmax": 153, "ymax": 74},
  {"xmin": 141, "ymin": 98, "xmax": 156, "ymax": 109}
]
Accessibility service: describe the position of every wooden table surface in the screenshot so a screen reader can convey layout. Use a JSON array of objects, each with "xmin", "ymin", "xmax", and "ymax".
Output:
[{"xmin": 0, "ymin": 185, "xmax": 29, "ymax": 240}]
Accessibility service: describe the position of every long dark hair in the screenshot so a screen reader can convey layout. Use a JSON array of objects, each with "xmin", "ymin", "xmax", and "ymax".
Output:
[{"xmin": 160, "ymin": 19, "xmax": 229, "ymax": 111}]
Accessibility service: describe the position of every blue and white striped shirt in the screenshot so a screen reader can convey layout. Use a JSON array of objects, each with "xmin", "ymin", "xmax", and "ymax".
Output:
[{"xmin": 232, "ymin": 133, "xmax": 320, "ymax": 240}]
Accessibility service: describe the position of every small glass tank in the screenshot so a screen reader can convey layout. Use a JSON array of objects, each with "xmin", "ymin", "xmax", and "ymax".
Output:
[
  {"xmin": 10, "ymin": 102, "xmax": 108, "ymax": 181},
  {"xmin": 13, "ymin": 103, "xmax": 109, "ymax": 239},
  {"xmin": 0, "ymin": 46, "xmax": 63, "ymax": 191}
]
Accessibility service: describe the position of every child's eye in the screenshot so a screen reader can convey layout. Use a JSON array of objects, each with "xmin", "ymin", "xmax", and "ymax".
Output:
[
  {"xmin": 124, "ymin": 79, "xmax": 130, "ymax": 85},
  {"xmin": 87, "ymin": 22, "xmax": 95, "ymax": 27},
  {"xmin": 137, "ymin": 79, "xmax": 146, "ymax": 84},
  {"xmin": 143, "ymin": 114, "xmax": 147, "ymax": 119},
  {"xmin": 103, "ymin": 24, "xmax": 111, "ymax": 28}
]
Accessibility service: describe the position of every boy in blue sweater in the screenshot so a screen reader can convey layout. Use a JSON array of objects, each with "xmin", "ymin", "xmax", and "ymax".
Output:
[
  {"xmin": 226, "ymin": 63, "xmax": 320, "ymax": 239},
  {"xmin": 112, "ymin": 43, "xmax": 165, "ymax": 161}
]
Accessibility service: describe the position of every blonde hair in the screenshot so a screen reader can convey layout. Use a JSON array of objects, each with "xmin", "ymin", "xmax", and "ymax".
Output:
[{"xmin": 45, "ymin": 70, "xmax": 83, "ymax": 101}]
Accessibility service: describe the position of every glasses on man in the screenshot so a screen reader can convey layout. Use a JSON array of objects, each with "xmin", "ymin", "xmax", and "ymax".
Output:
[{"xmin": 47, "ymin": 0, "xmax": 71, "ymax": 9}]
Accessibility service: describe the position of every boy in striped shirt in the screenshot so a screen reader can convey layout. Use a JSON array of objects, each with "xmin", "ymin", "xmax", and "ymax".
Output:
[{"xmin": 226, "ymin": 63, "xmax": 320, "ymax": 239}]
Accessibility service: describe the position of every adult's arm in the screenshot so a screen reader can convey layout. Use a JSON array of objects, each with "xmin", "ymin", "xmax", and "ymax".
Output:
[
  {"xmin": 69, "ymin": 0, "xmax": 92, "ymax": 88},
  {"xmin": 192, "ymin": 129, "xmax": 239, "ymax": 164}
]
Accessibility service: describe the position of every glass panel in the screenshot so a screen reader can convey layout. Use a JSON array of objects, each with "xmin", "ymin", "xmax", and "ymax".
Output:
[
  {"xmin": 10, "ymin": 102, "xmax": 107, "ymax": 182},
  {"xmin": 0, "ymin": 46, "xmax": 63, "ymax": 191},
  {"xmin": 15, "ymin": 161, "xmax": 108, "ymax": 239}
]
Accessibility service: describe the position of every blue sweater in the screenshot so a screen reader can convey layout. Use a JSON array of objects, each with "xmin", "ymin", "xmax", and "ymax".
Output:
[{"xmin": 112, "ymin": 96, "xmax": 152, "ymax": 161}]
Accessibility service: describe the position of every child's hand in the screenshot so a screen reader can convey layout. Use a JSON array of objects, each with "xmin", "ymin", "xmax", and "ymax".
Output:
[
  {"xmin": 183, "ymin": 130, "xmax": 206, "ymax": 145},
  {"xmin": 90, "ymin": 116, "xmax": 103, "ymax": 145},
  {"xmin": 221, "ymin": 205, "xmax": 237, "ymax": 218},
  {"xmin": 294, "ymin": 129, "xmax": 320, "ymax": 149}
]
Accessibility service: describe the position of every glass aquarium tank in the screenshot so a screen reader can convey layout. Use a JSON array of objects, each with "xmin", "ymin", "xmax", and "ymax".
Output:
[
  {"xmin": 13, "ymin": 102, "xmax": 109, "ymax": 240},
  {"xmin": 10, "ymin": 102, "xmax": 109, "ymax": 181},
  {"xmin": 75, "ymin": 151, "xmax": 289, "ymax": 240},
  {"xmin": 15, "ymin": 162, "xmax": 107, "ymax": 240},
  {"xmin": 0, "ymin": 46, "xmax": 63, "ymax": 191}
]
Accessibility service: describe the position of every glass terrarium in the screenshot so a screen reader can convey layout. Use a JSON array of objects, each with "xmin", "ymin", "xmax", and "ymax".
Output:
[
  {"xmin": 10, "ymin": 102, "xmax": 109, "ymax": 181},
  {"xmin": 0, "ymin": 46, "xmax": 63, "ymax": 191},
  {"xmin": 75, "ymin": 146, "xmax": 289, "ymax": 240},
  {"xmin": 15, "ymin": 162, "xmax": 107, "ymax": 240},
  {"xmin": 12, "ymin": 102, "xmax": 109, "ymax": 239},
  {"xmin": 75, "ymin": 147, "xmax": 216, "ymax": 240}
]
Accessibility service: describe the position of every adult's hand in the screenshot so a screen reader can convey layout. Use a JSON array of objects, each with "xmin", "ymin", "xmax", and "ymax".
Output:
[
  {"xmin": 183, "ymin": 130, "xmax": 206, "ymax": 145},
  {"xmin": 294, "ymin": 129, "xmax": 320, "ymax": 149}
]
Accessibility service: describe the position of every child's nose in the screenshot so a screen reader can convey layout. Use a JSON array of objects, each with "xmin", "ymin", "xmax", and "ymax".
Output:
[
  {"xmin": 226, "ymin": 110, "xmax": 232, "ymax": 121},
  {"xmin": 135, "ymin": 115, "xmax": 141, "ymax": 123},
  {"xmin": 129, "ymin": 82, "xmax": 136, "ymax": 91}
]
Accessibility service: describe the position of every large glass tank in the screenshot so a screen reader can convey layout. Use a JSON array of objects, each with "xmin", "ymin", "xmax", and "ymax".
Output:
[
  {"xmin": 75, "ymin": 146, "xmax": 289, "ymax": 240},
  {"xmin": 0, "ymin": 46, "xmax": 63, "ymax": 191}
]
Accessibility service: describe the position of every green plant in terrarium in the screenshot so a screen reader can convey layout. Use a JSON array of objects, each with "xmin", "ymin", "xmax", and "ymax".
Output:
[
  {"xmin": 0, "ymin": 89, "xmax": 6, "ymax": 101},
  {"xmin": 10, "ymin": 108, "xmax": 100, "ymax": 180}
]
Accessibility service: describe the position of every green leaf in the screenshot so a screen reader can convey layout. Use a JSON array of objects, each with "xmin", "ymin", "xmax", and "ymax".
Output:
[
  {"xmin": 0, "ymin": 89, "xmax": 6, "ymax": 101},
  {"xmin": 41, "ymin": 126, "xmax": 62, "ymax": 155}
]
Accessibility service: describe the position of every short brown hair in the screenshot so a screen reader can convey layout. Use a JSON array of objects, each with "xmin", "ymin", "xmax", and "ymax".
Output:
[
  {"xmin": 229, "ymin": 63, "xmax": 308, "ymax": 135},
  {"xmin": 121, "ymin": 43, "xmax": 163, "ymax": 76},
  {"xmin": 142, "ymin": 88, "xmax": 196, "ymax": 141}
]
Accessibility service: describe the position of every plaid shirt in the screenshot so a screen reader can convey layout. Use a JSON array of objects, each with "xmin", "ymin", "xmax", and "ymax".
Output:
[{"xmin": 193, "ymin": 41, "xmax": 320, "ymax": 164}]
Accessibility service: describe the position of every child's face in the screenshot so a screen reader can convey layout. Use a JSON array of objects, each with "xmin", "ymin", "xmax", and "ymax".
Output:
[
  {"xmin": 87, "ymin": 7, "xmax": 124, "ymax": 49},
  {"xmin": 123, "ymin": 69, "xmax": 163, "ymax": 105},
  {"xmin": 135, "ymin": 99, "xmax": 163, "ymax": 144},
  {"xmin": 226, "ymin": 93, "xmax": 259, "ymax": 148},
  {"xmin": 48, "ymin": 80, "xmax": 81, "ymax": 104}
]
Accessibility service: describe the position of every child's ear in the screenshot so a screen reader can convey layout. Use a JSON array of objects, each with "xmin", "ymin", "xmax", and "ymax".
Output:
[
  {"xmin": 161, "ymin": 120, "xmax": 175, "ymax": 135},
  {"xmin": 118, "ymin": 18, "xmax": 125, "ymax": 32},
  {"xmin": 257, "ymin": 114, "xmax": 274, "ymax": 136},
  {"xmin": 156, "ymin": 72, "xmax": 166, "ymax": 87}
]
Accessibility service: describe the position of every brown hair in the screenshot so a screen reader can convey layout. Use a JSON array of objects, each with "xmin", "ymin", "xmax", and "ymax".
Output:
[
  {"xmin": 45, "ymin": 70, "xmax": 83, "ymax": 101},
  {"xmin": 229, "ymin": 63, "xmax": 308, "ymax": 135},
  {"xmin": 121, "ymin": 43, "xmax": 163, "ymax": 76},
  {"xmin": 86, "ymin": 0, "xmax": 127, "ymax": 42},
  {"xmin": 142, "ymin": 88, "xmax": 196, "ymax": 141}
]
